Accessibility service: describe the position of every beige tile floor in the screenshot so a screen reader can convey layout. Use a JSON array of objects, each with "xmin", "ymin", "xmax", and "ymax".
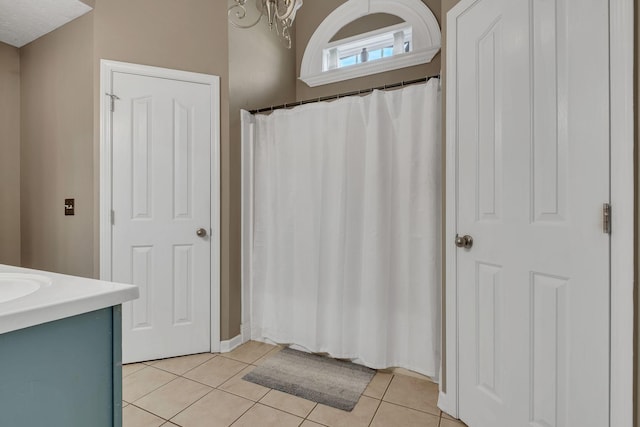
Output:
[{"xmin": 122, "ymin": 341, "xmax": 468, "ymax": 427}]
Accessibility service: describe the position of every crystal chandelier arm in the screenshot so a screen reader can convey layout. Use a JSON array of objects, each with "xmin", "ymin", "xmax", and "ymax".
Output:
[
  {"xmin": 281, "ymin": 26, "xmax": 293, "ymax": 48},
  {"xmin": 228, "ymin": 2, "xmax": 264, "ymax": 29},
  {"xmin": 228, "ymin": 0, "xmax": 300, "ymax": 48},
  {"xmin": 273, "ymin": 18, "xmax": 292, "ymax": 48},
  {"xmin": 276, "ymin": 0, "xmax": 302, "ymax": 21}
]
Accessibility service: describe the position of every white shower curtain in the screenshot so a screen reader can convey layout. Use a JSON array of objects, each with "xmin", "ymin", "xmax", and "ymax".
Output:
[{"xmin": 249, "ymin": 79, "xmax": 441, "ymax": 377}]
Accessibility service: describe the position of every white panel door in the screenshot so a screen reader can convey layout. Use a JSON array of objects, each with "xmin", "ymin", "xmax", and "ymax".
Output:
[
  {"xmin": 111, "ymin": 72, "xmax": 212, "ymax": 363},
  {"xmin": 452, "ymin": 0, "xmax": 610, "ymax": 426}
]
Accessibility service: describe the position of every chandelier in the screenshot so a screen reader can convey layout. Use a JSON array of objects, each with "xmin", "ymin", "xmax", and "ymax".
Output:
[{"xmin": 228, "ymin": 0, "xmax": 303, "ymax": 48}]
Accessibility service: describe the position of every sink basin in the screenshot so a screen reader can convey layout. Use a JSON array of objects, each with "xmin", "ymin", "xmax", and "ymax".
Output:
[{"xmin": 0, "ymin": 274, "xmax": 52, "ymax": 304}]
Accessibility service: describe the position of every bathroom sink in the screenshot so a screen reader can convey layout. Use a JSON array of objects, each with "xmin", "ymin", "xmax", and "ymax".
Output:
[{"xmin": 0, "ymin": 273, "xmax": 52, "ymax": 304}]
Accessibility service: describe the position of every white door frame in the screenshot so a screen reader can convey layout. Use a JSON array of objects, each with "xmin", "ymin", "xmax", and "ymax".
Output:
[
  {"xmin": 99, "ymin": 59, "xmax": 221, "ymax": 353},
  {"xmin": 441, "ymin": 0, "xmax": 634, "ymax": 425}
]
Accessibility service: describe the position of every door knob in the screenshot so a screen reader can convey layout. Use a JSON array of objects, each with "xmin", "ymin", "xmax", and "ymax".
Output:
[
  {"xmin": 196, "ymin": 228, "xmax": 208, "ymax": 238},
  {"xmin": 455, "ymin": 234, "xmax": 473, "ymax": 249}
]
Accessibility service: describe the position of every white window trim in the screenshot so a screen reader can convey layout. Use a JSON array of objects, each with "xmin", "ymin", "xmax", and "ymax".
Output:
[{"xmin": 300, "ymin": 0, "xmax": 441, "ymax": 87}]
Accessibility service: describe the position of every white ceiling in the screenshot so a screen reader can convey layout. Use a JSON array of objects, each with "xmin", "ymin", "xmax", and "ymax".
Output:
[{"xmin": 0, "ymin": 0, "xmax": 92, "ymax": 48}]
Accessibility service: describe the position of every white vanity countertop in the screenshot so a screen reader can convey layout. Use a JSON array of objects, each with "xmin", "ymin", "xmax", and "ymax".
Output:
[{"xmin": 0, "ymin": 264, "xmax": 139, "ymax": 335}]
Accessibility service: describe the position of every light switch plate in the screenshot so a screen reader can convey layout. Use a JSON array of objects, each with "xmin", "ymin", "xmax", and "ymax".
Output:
[{"xmin": 64, "ymin": 199, "xmax": 75, "ymax": 216}]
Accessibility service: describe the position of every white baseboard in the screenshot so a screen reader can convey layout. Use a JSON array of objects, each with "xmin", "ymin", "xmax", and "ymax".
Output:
[
  {"xmin": 241, "ymin": 323, "xmax": 251, "ymax": 343},
  {"xmin": 219, "ymin": 334, "xmax": 244, "ymax": 353},
  {"xmin": 220, "ymin": 327, "xmax": 252, "ymax": 353}
]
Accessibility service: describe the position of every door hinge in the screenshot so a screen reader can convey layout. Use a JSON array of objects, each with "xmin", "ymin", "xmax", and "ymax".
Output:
[
  {"xmin": 111, "ymin": 210, "xmax": 115, "ymax": 226},
  {"xmin": 603, "ymin": 203, "xmax": 611, "ymax": 234},
  {"xmin": 106, "ymin": 93, "xmax": 120, "ymax": 112}
]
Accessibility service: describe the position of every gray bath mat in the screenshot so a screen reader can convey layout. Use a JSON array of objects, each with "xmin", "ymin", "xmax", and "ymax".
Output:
[{"xmin": 242, "ymin": 347, "xmax": 375, "ymax": 411}]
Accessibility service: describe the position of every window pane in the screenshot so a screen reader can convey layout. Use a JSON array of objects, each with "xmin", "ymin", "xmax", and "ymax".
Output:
[
  {"xmin": 328, "ymin": 24, "xmax": 414, "ymax": 70},
  {"xmin": 339, "ymin": 56, "xmax": 357, "ymax": 67},
  {"xmin": 323, "ymin": 23, "xmax": 413, "ymax": 71},
  {"xmin": 369, "ymin": 49, "xmax": 383, "ymax": 60}
]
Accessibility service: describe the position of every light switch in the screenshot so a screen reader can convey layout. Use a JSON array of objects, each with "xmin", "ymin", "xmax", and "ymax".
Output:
[{"xmin": 65, "ymin": 199, "xmax": 75, "ymax": 216}]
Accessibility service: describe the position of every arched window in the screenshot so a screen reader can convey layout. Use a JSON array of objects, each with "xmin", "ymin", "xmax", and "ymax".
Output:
[{"xmin": 300, "ymin": 0, "xmax": 441, "ymax": 87}]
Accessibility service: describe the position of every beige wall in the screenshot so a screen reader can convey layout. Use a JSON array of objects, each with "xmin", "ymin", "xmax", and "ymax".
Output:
[
  {"xmin": 227, "ymin": 24, "xmax": 297, "ymax": 338},
  {"xmin": 20, "ymin": 13, "xmax": 94, "ymax": 277},
  {"xmin": 0, "ymin": 42, "xmax": 21, "ymax": 266},
  {"xmin": 442, "ymin": 0, "xmax": 461, "ymax": 127},
  {"xmin": 93, "ymin": 0, "xmax": 226, "ymax": 76},
  {"xmin": 295, "ymin": 0, "xmax": 441, "ymax": 101},
  {"xmin": 16, "ymin": 0, "xmax": 293, "ymax": 341}
]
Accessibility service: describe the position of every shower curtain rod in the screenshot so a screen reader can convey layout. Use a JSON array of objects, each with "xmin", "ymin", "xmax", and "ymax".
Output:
[{"xmin": 249, "ymin": 74, "xmax": 440, "ymax": 114}]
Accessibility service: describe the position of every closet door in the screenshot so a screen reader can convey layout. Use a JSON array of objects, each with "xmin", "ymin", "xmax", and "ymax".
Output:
[
  {"xmin": 110, "ymin": 71, "xmax": 214, "ymax": 363},
  {"xmin": 449, "ymin": 0, "xmax": 610, "ymax": 425}
]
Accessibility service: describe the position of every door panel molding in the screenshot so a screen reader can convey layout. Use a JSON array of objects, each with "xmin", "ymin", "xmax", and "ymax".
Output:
[
  {"xmin": 99, "ymin": 60, "xmax": 221, "ymax": 353},
  {"xmin": 442, "ymin": 0, "xmax": 634, "ymax": 425}
]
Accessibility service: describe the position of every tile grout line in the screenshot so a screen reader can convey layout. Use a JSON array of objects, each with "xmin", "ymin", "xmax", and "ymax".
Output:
[
  {"xmin": 380, "ymin": 374, "xmax": 396, "ymax": 401},
  {"xmin": 366, "ymin": 373, "xmax": 394, "ymax": 427},
  {"xmin": 177, "ymin": 356, "xmax": 250, "ymax": 390},
  {"xmin": 257, "ymin": 394, "xmax": 316, "ymax": 420},
  {"xmin": 220, "ymin": 386, "xmax": 269, "ymax": 403},
  {"xmin": 219, "ymin": 342, "xmax": 279, "ymax": 364},
  {"xmin": 149, "ymin": 353, "xmax": 219, "ymax": 376},
  {"xmin": 300, "ymin": 402, "xmax": 319, "ymax": 424},
  {"xmin": 378, "ymin": 374, "xmax": 442, "ymax": 418},
  {"xmin": 161, "ymin": 368, "xmax": 264, "ymax": 425},
  {"xmin": 163, "ymin": 387, "xmax": 217, "ymax": 424},
  {"xmin": 366, "ymin": 397, "xmax": 384, "ymax": 427},
  {"xmin": 172, "ymin": 354, "xmax": 256, "ymax": 423},
  {"xmin": 130, "ymin": 375, "xmax": 213, "ymax": 422},
  {"xmin": 122, "ymin": 365, "xmax": 147, "ymax": 378},
  {"xmin": 125, "ymin": 368, "xmax": 182, "ymax": 404},
  {"xmin": 228, "ymin": 400, "xmax": 260, "ymax": 426},
  {"xmin": 127, "ymin": 402, "xmax": 170, "ymax": 422},
  {"xmin": 177, "ymin": 354, "xmax": 221, "ymax": 374},
  {"xmin": 218, "ymin": 351, "xmax": 275, "ymax": 365},
  {"xmin": 172, "ymin": 375, "xmax": 221, "ymax": 390},
  {"xmin": 378, "ymin": 399, "xmax": 442, "ymax": 418}
]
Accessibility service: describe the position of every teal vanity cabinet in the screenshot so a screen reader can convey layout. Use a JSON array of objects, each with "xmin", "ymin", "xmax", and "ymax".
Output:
[
  {"xmin": 0, "ymin": 264, "xmax": 138, "ymax": 427},
  {"xmin": 0, "ymin": 306, "xmax": 124, "ymax": 427}
]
